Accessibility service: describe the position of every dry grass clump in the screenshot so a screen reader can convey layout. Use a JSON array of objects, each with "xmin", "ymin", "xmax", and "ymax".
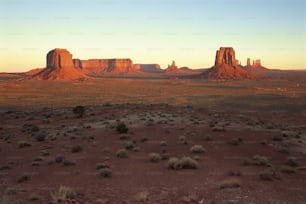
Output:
[
  {"xmin": 190, "ymin": 145, "xmax": 206, "ymax": 153},
  {"xmin": 51, "ymin": 186, "xmax": 76, "ymax": 202},
  {"xmin": 148, "ymin": 153, "xmax": 161, "ymax": 162},
  {"xmin": 116, "ymin": 149, "xmax": 128, "ymax": 158},
  {"xmin": 168, "ymin": 157, "xmax": 199, "ymax": 170}
]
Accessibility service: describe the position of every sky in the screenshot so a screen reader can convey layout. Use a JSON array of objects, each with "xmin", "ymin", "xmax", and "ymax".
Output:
[{"xmin": 0, "ymin": 0, "xmax": 305, "ymax": 72}]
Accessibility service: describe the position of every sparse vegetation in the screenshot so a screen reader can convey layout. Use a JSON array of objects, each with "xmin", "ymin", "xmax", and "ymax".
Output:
[
  {"xmin": 73, "ymin": 105, "xmax": 85, "ymax": 118},
  {"xmin": 190, "ymin": 145, "xmax": 206, "ymax": 153},
  {"xmin": 116, "ymin": 149, "xmax": 128, "ymax": 158},
  {"xmin": 148, "ymin": 153, "xmax": 161, "ymax": 162},
  {"xmin": 116, "ymin": 122, "xmax": 128, "ymax": 134},
  {"xmin": 51, "ymin": 186, "xmax": 76, "ymax": 202}
]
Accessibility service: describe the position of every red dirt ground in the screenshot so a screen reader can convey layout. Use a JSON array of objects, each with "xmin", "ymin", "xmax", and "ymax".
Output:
[{"xmin": 0, "ymin": 78, "xmax": 306, "ymax": 203}]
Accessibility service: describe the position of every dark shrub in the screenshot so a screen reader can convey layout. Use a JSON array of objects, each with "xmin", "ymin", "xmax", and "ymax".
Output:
[
  {"xmin": 99, "ymin": 168, "xmax": 112, "ymax": 177},
  {"xmin": 73, "ymin": 106, "xmax": 85, "ymax": 118},
  {"xmin": 71, "ymin": 145, "xmax": 82, "ymax": 153},
  {"xmin": 116, "ymin": 122, "xmax": 128, "ymax": 134}
]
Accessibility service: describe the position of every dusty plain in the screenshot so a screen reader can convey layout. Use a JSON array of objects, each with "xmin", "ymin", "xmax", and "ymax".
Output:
[{"xmin": 0, "ymin": 75, "xmax": 306, "ymax": 203}]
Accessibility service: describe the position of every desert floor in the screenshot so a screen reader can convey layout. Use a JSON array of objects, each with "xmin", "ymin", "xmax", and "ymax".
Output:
[{"xmin": 0, "ymin": 78, "xmax": 306, "ymax": 203}]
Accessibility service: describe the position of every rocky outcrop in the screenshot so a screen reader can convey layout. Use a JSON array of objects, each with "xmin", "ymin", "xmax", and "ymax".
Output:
[
  {"xmin": 245, "ymin": 58, "xmax": 269, "ymax": 72},
  {"xmin": 201, "ymin": 47, "xmax": 259, "ymax": 80},
  {"xmin": 165, "ymin": 60, "xmax": 179, "ymax": 73},
  {"xmin": 133, "ymin": 64, "xmax": 163, "ymax": 73},
  {"xmin": 34, "ymin": 49, "xmax": 87, "ymax": 80},
  {"xmin": 74, "ymin": 58, "xmax": 137, "ymax": 74}
]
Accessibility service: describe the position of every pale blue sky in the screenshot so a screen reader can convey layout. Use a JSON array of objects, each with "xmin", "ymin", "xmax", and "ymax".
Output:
[{"xmin": 0, "ymin": 0, "xmax": 305, "ymax": 71}]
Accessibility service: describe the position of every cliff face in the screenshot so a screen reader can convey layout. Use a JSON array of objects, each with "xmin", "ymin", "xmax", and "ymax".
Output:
[
  {"xmin": 201, "ymin": 47, "xmax": 259, "ymax": 80},
  {"xmin": 74, "ymin": 58, "xmax": 136, "ymax": 74}
]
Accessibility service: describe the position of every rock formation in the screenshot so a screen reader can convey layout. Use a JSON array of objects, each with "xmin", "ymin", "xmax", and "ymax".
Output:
[
  {"xmin": 133, "ymin": 64, "xmax": 163, "ymax": 73},
  {"xmin": 245, "ymin": 58, "xmax": 269, "ymax": 72},
  {"xmin": 201, "ymin": 47, "xmax": 259, "ymax": 80},
  {"xmin": 215, "ymin": 47, "xmax": 238, "ymax": 67},
  {"xmin": 247, "ymin": 58, "xmax": 251, "ymax": 67},
  {"xmin": 33, "ymin": 49, "xmax": 87, "ymax": 80},
  {"xmin": 74, "ymin": 58, "xmax": 137, "ymax": 74},
  {"xmin": 165, "ymin": 60, "xmax": 179, "ymax": 73}
]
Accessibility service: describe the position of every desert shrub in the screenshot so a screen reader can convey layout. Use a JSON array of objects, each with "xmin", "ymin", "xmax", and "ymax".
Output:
[
  {"xmin": 55, "ymin": 154, "xmax": 65, "ymax": 163},
  {"xmin": 134, "ymin": 191, "xmax": 149, "ymax": 202},
  {"xmin": 168, "ymin": 157, "xmax": 199, "ymax": 170},
  {"xmin": 99, "ymin": 168, "xmax": 112, "ymax": 177},
  {"xmin": 29, "ymin": 193, "xmax": 41, "ymax": 201},
  {"xmin": 190, "ymin": 145, "xmax": 206, "ymax": 153},
  {"xmin": 51, "ymin": 186, "xmax": 76, "ymax": 202},
  {"xmin": 227, "ymin": 170, "xmax": 242, "ymax": 177},
  {"xmin": 73, "ymin": 105, "xmax": 85, "ymax": 118},
  {"xmin": 125, "ymin": 141, "xmax": 136, "ymax": 150},
  {"xmin": 17, "ymin": 174, "xmax": 29, "ymax": 183},
  {"xmin": 160, "ymin": 141, "xmax": 167, "ymax": 146},
  {"xmin": 253, "ymin": 155, "xmax": 271, "ymax": 167},
  {"xmin": 212, "ymin": 126, "xmax": 225, "ymax": 132},
  {"xmin": 280, "ymin": 166, "xmax": 296, "ymax": 174},
  {"xmin": 63, "ymin": 160, "xmax": 76, "ymax": 166},
  {"xmin": 116, "ymin": 149, "xmax": 128, "ymax": 158},
  {"xmin": 71, "ymin": 144, "xmax": 82, "ymax": 153},
  {"xmin": 219, "ymin": 178, "xmax": 241, "ymax": 189},
  {"xmin": 286, "ymin": 157, "xmax": 300, "ymax": 167},
  {"xmin": 168, "ymin": 157, "xmax": 181, "ymax": 169},
  {"xmin": 119, "ymin": 134, "xmax": 130, "ymax": 140},
  {"xmin": 133, "ymin": 146, "xmax": 140, "ymax": 152},
  {"xmin": 35, "ymin": 131, "xmax": 47, "ymax": 142},
  {"xmin": 229, "ymin": 138, "xmax": 243, "ymax": 146},
  {"xmin": 161, "ymin": 152, "xmax": 170, "ymax": 160},
  {"xmin": 148, "ymin": 153, "xmax": 161, "ymax": 162},
  {"xmin": 140, "ymin": 136, "xmax": 148, "ymax": 142},
  {"xmin": 278, "ymin": 147, "xmax": 289, "ymax": 154},
  {"xmin": 18, "ymin": 140, "xmax": 31, "ymax": 148},
  {"xmin": 259, "ymin": 168, "xmax": 276, "ymax": 181},
  {"xmin": 96, "ymin": 162, "xmax": 110, "ymax": 170},
  {"xmin": 178, "ymin": 135, "xmax": 188, "ymax": 145},
  {"xmin": 180, "ymin": 157, "xmax": 199, "ymax": 169},
  {"xmin": 116, "ymin": 122, "xmax": 128, "ymax": 134},
  {"xmin": 272, "ymin": 135, "xmax": 283, "ymax": 141}
]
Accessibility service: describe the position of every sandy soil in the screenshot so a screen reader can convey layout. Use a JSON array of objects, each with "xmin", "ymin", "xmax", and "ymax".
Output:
[{"xmin": 0, "ymin": 78, "xmax": 306, "ymax": 203}]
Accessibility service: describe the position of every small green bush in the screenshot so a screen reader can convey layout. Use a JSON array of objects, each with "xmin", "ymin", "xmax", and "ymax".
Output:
[
  {"xmin": 73, "ymin": 105, "xmax": 85, "ymax": 118},
  {"xmin": 116, "ymin": 122, "xmax": 128, "ymax": 134}
]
